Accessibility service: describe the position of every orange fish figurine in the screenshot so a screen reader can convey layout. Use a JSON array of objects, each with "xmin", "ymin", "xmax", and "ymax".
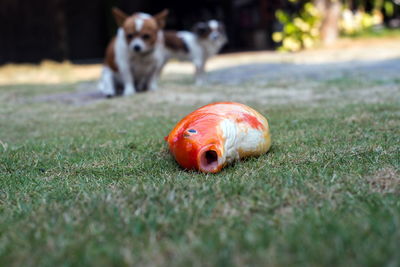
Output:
[{"xmin": 165, "ymin": 102, "xmax": 271, "ymax": 173}]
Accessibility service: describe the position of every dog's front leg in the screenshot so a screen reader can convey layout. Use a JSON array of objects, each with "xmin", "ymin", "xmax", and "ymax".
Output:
[
  {"xmin": 115, "ymin": 28, "xmax": 136, "ymax": 96},
  {"xmin": 123, "ymin": 80, "xmax": 135, "ymax": 96},
  {"xmin": 194, "ymin": 60, "xmax": 206, "ymax": 86},
  {"xmin": 99, "ymin": 66, "xmax": 117, "ymax": 97},
  {"xmin": 148, "ymin": 69, "xmax": 160, "ymax": 91},
  {"xmin": 119, "ymin": 63, "xmax": 136, "ymax": 96}
]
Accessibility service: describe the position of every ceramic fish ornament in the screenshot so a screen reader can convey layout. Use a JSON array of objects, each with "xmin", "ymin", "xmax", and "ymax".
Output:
[{"xmin": 165, "ymin": 102, "xmax": 271, "ymax": 173}]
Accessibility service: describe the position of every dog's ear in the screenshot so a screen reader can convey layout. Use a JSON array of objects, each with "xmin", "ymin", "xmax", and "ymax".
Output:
[
  {"xmin": 154, "ymin": 9, "xmax": 169, "ymax": 29},
  {"xmin": 193, "ymin": 22, "xmax": 208, "ymax": 36},
  {"xmin": 112, "ymin": 7, "xmax": 128, "ymax": 27}
]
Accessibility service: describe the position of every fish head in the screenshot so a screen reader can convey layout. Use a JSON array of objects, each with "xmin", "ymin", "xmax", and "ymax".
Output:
[{"xmin": 167, "ymin": 116, "xmax": 224, "ymax": 173}]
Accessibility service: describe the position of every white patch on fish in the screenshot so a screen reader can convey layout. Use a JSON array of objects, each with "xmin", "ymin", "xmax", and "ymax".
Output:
[{"xmin": 219, "ymin": 117, "xmax": 268, "ymax": 166}]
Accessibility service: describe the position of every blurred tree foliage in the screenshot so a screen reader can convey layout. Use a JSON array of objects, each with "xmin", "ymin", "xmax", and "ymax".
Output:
[
  {"xmin": 273, "ymin": 2, "xmax": 322, "ymax": 51},
  {"xmin": 273, "ymin": 0, "xmax": 399, "ymax": 51}
]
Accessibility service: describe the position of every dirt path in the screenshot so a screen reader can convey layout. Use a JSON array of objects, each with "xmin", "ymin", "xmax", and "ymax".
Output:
[
  {"xmin": 2, "ymin": 37, "xmax": 399, "ymax": 106},
  {"xmin": 153, "ymin": 58, "xmax": 400, "ymax": 106},
  {"xmin": 24, "ymin": 57, "xmax": 399, "ymax": 107}
]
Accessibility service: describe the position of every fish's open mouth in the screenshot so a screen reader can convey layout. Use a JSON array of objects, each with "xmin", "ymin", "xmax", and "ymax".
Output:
[{"xmin": 198, "ymin": 148, "xmax": 220, "ymax": 173}]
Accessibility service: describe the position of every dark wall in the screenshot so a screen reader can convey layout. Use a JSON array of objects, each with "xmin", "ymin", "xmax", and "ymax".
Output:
[
  {"xmin": 65, "ymin": 0, "xmax": 110, "ymax": 60},
  {"xmin": 0, "ymin": 0, "xmax": 113, "ymax": 64},
  {"xmin": 0, "ymin": 0, "xmax": 67, "ymax": 63},
  {"xmin": 0, "ymin": 0, "xmax": 283, "ymax": 64}
]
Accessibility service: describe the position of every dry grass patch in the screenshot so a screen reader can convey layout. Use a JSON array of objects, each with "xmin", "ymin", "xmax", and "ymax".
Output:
[{"xmin": 367, "ymin": 167, "xmax": 400, "ymax": 194}]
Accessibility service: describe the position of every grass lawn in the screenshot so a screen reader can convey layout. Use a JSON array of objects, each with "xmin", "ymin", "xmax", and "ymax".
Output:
[{"xmin": 0, "ymin": 56, "xmax": 399, "ymax": 266}]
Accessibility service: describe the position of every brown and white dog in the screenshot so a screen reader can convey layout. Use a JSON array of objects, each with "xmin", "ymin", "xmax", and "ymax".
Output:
[
  {"xmin": 99, "ymin": 8, "xmax": 168, "ymax": 97},
  {"xmin": 163, "ymin": 20, "xmax": 227, "ymax": 84}
]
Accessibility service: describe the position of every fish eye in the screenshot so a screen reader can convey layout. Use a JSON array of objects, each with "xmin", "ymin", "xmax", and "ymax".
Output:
[
  {"xmin": 184, "ymin": 129, "xmax": 197, "ymax": 137},
  {"xmin": 142, "ymin": 33, "xmax": 151, "ymax": 40}
]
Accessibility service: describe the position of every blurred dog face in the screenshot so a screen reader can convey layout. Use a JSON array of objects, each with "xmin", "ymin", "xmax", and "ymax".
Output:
[
  {"xmin": 112, "ymin": 8, "xmax": 168, "ymax": 54},
  {"xmin": 193, "ymin": 20, "xmax": 227, "ymax": 46}
]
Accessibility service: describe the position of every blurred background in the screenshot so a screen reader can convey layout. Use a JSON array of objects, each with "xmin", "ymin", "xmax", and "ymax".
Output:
[{"xmin": 1, "ymin": 0, "xmax": 399, "ymax": 65}]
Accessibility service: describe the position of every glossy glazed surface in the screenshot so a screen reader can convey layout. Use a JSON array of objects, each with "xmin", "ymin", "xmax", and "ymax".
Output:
[{"xmin": 166, "ymin": 102, "xmax": 271, "ymax": 173}]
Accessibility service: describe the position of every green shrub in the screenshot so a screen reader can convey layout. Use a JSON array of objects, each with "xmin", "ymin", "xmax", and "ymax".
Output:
[{"xmin": 273, "ymin": 3, "xmax": 322, "ymax": 52}]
